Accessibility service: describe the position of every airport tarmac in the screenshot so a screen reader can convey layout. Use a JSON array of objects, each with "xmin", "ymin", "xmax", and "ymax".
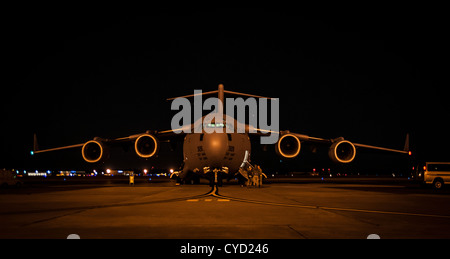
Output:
[{"xmin": 1, "ymin": 181, "xmax": 450, "ymax": 239}]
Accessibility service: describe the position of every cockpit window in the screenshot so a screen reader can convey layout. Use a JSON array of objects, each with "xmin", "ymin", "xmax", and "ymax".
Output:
[{"xmin": 205, "ymin": 123, "xmax": 227, "ymax": 128}]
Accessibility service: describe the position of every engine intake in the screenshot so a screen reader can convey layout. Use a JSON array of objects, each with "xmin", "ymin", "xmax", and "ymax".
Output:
[
  {"xmin": 82, "ymin": 139, "xmax": 109, "ymax": 163},
  {"xmin": 328, "ymin": 140, "xmax": 356, "ymax": 163},
  {"xmin": 275, "ymin": 134, "xmax": 301, "ymax": 159},
  {"xmin": 135, "ymin": 134, "xmax": 159, "ymax": 158}
]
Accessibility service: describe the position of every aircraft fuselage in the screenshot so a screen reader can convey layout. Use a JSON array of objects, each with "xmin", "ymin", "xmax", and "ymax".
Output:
[{"xmin": 182, "ymin": 132, "xmax": 251, "ymax": 180}]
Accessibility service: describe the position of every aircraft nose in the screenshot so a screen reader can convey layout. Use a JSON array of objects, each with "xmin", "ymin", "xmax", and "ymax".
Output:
[{"xmin": 203, "ymin": 133, "xmax": 228, "ymax": 168}]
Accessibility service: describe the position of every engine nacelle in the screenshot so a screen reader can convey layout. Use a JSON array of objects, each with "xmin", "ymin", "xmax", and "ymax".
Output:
[
  {"xmin": 135, "ymin": 134, "xmax": 159, "ymax": 158},
  {"xmin": 82, "ymin": 139, "xmax": 109, "ymax": 163},
  {"xmin": 275, "ymin": 134, "xmax": 301, "ymax": 159},
  {"xmin": 328, "ymin": 139, "xmax": 356, "ymax": 164}
]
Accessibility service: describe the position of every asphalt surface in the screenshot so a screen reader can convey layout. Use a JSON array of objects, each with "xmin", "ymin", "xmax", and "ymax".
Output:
[{"xmin": 1, "ymin": 180, "xmax": 449, "ymax": 239}]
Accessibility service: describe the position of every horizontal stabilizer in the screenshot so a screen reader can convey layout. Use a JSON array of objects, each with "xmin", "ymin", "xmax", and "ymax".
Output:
[
  {"xmin": 167, "ymin": 84, "xmax": 274, "ymax": 101},
  {"xmin": 222, "ymin": 90, "xmax": 273, "ymax": 99},
  {"xmin": 166, "ymin": 90, "xmax": 219, "ymax": 101}
]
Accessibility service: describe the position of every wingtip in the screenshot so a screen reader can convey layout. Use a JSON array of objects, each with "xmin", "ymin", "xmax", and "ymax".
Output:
[
  {"xmin": 404, "ymin": 133, "xmax": 410, "ymax": 152},
  {"xmin": 33, "ymin": 133, "xmax": 39, "ymax": 152}
]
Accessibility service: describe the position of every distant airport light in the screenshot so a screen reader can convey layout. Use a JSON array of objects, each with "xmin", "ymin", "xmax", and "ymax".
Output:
[{"xmin": 30, "ymin": 151, "xmax": 34, "ymax": 156}]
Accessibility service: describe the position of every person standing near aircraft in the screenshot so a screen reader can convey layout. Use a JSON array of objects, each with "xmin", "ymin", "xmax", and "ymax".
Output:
[
  {"xmin": 252, "ymin": 167, "xmax": 259, "ymax": 187},
  {"xmin": 251, "ymin": 165, "xmax": 264, "ymax": 188},
  {"xmin": 238, "ymin": 167, "xmax": 248, "ymax": 187},
  {"xmin": 129, "ymin": 172, "xmax": 135, "ymax": 186}
]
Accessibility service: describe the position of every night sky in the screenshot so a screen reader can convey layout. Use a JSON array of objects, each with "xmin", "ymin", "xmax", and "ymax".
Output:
[{"xmin": 2, "ymin": 10, "xmax": 448, "ymax": 172}]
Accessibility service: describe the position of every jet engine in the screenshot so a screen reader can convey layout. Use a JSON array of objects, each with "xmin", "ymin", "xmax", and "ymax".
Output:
[
  {"xmin": 328, "ymin": 139, "xmax": 356, "ymax": 163},
  {"xmin": 135, "ymin": 134, "xmax": 160, "ymax": 158},
  {"xmin": 275, "ymin": 134, "xmax": 301, "ymax": 159},
  {"xmin": 82, "ymin": 138, "xmax": 109, "ymax": 163}
]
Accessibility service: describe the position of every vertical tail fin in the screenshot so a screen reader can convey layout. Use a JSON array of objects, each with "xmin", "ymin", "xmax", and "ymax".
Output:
[
  {"xmin": 404, "ymin": 133, "xmax": 411, "ymax": 155},
  {"xmin": 33, "ymin": 133, "xmax": 39, "ymax": 154}
]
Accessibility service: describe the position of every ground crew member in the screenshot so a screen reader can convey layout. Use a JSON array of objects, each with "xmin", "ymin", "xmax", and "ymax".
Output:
[
  {"xmin": 251, "ymin": 165, "xmax": 260, "ymax": 187},
  {"xmin": 253, "ymin": 174, "xmax": 259, "ymax": 187},
  {"xmin": 129, "ymin": 172, "xmax": 135, "ymax": 186},
  {"xmin": 260, "ymin": 172, "xmax": 267, "ymax": 187},
  {"xmin": 238, "ymin": 167, "xmax": 249, "ymax": 187},
  {"xmin": 252, "ymin": 165, "xmax": 265, "ymax": 188},
  {"xmin": 247, "ymin": 165, "xmax": 254, "ymax": 187}
]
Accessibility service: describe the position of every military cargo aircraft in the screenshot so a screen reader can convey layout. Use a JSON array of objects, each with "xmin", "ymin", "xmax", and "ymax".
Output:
[{"xmin": 33, "ymin": 84, "xmax": 410, "ymax": 186}]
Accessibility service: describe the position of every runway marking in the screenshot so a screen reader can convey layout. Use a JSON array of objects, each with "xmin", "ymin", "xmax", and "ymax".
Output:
[
  {"xmin": 9, "ymin": 185, "xmax": 450, "ymax": 222},
  {"xmin": 22, "ymin": 209, "xmax": 87, "ymax": 227},
  {"xmin": 209, "ymin": 186, "xmax": 450, "ymax": 219},
  {"xmin": 318, "ymin": 206, "xmax": 450, "ymax": 219},
  {"xmin": 186, "ymin": 198, "xmax": 230, "ymax": 202}
]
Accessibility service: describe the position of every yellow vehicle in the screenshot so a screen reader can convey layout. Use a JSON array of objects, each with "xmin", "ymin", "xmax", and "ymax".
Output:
[{"xmin": 424, "ymin": 162, "xmax": 450, "ymax": 189}]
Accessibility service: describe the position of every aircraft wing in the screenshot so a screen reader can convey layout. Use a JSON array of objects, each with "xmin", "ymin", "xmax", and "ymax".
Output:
[
  {"xmin": 250, "ymin": 128, "xmax": 410, "ymax": 163},
  {"xmin": 32, "ymin": 129, "xmax": 186, "ymax": 163}
]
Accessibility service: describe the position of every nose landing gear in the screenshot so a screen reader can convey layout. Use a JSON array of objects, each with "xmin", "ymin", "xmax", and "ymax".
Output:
[{"xmin": 203, "ymin": 166, "xmax": 229, "ymax": 187}]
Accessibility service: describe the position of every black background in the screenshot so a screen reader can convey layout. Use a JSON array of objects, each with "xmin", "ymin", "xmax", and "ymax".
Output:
[{"xmin": 2, "ymin": 9, "xmax": 448, "ymax": 173}]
